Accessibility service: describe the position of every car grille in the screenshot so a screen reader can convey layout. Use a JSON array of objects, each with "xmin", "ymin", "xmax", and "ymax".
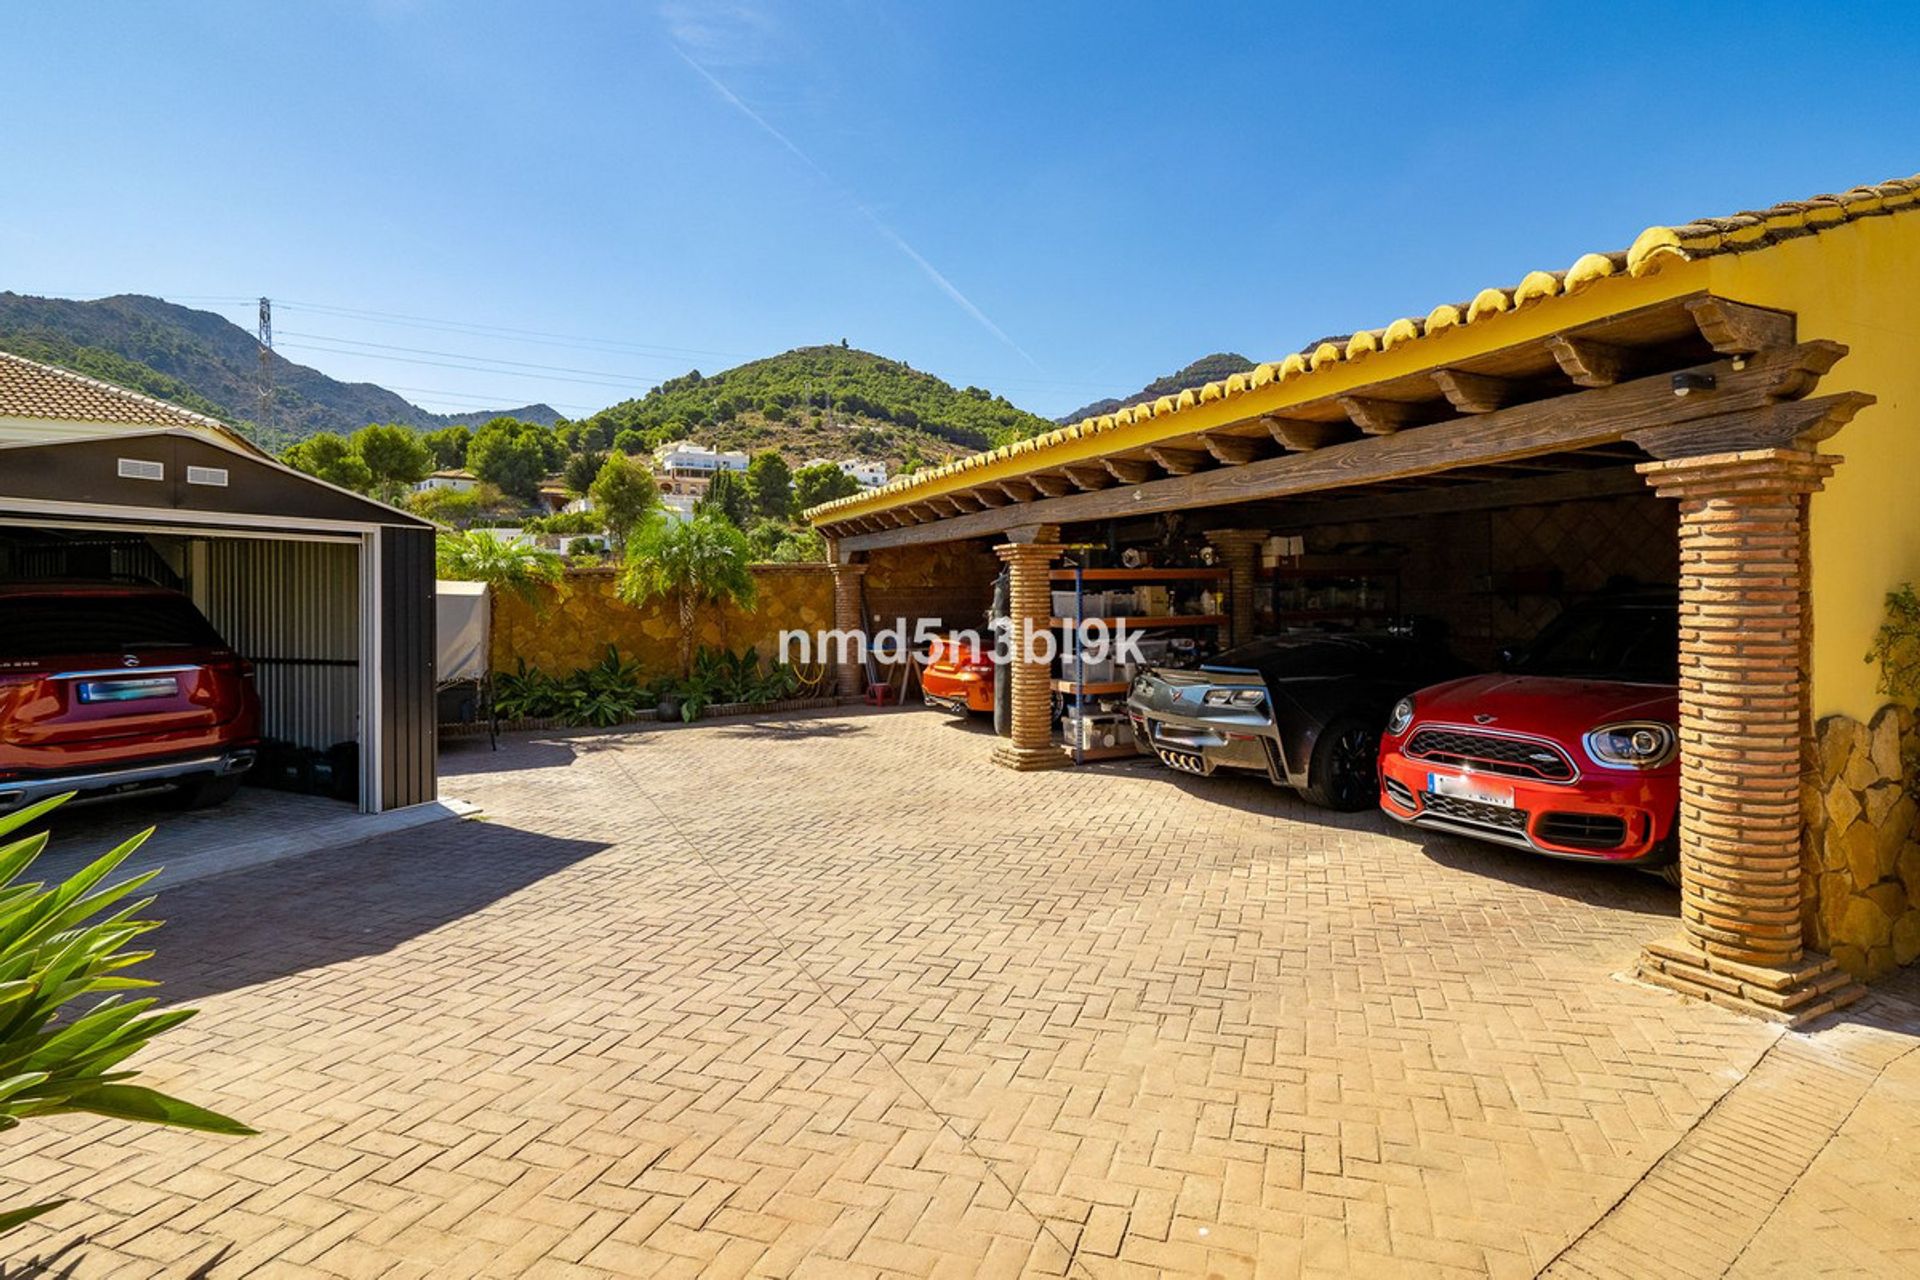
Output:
[
  {"xmin": 1420, "ymin": 790, "xmax": 1530, "ymax": 833},
  {"xmin": 1537, "ymin": 812, "xmax": 1629, "ymax": 850},
  {"xmin": 1406, "ymin": 729, "xmax": 1575, "ymax": 782},
  {"xmin": 1383, "ymin": 777, "xmax": 1416, "ymax": 809}
]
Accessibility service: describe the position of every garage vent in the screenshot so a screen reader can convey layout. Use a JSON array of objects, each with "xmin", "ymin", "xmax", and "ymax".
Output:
[
  {"xmin": 186, "ymin": 465, "xmax": 230, "ymax": 487},
  {"xmin": 116, "ymin": 457, "xmax": 165, "ymax": 481}
]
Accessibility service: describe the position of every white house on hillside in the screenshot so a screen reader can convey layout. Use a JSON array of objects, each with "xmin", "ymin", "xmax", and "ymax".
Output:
[
  {"xmin": 806, "ymin": 457, "xmax": 888, "ymax": 488},
  {"xmin": 413, "ymin": 468, "xmax": 479, "ymax": 493}
]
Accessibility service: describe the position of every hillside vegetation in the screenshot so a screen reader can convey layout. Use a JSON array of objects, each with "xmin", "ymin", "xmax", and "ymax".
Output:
[
  {"xmin": 0, "ymin": 293, "xmax": 556, "ymax": 448},
  {"xmin": 585, "ymin": 344, "xmax": 1053, "ymax": 470},
  {"xmin": 1058, "ymin": 351, "xmax": 1254, "ymax": 424}
]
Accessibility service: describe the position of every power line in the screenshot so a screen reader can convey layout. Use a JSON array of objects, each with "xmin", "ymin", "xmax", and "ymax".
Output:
[
  {"xmin": 274, "ymin": 298, "xmax": 748, "ymax": 362},
  {"xmin": 276, "ymin": 330, "xmax": 682, "ymax": 380},
  {"xmin": 273, "ymin": 341, "xmax": 647, "ymax": 392}
]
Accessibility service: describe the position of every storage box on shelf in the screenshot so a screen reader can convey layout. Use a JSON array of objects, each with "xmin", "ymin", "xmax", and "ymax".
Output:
[{"xmin": 1268, "ymin": 553, "xmax": 1401, "ymax": 629}]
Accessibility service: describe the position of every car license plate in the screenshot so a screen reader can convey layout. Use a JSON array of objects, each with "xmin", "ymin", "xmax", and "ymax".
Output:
[
  {"xmin": 77, "ymin": 676, "xmax": 179, "ymax": 704},
  {"xmin": 1428, "ymin": 771, "xmax": 1513, "ymax": 808}
]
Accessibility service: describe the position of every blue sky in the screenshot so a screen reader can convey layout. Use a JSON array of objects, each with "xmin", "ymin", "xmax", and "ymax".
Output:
[{"xmin": 3, "ymin": 1, "xmax": 1917, "ymax": 421}]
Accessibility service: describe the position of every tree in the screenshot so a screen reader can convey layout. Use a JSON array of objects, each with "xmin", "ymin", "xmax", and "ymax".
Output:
[
  {"xmin": 466, "ymin": 421, "xmax": 549, "ymax": 504},
  {"xmin": 351, "ymin": 423, "xmax": 431, "ymax": 489},
  {"xmin": 421, "ymin": 425, "xmax": 471, "ymax": 471},
  {"xmin": 435, "ymin": 529, "xmax": 564, "ymax": 606},
  {"xmin": 588, "ymin": 453, "xmax": 660, "ymax": 549},
  {"xmin": 282, "ymin": 432, "xmax": 373, "ymax": 492},
  {"xmin": 407, "ymin": 481, "xmax": 508, "ymax": 528},
  {"xmin": 562, "ymin": 450, "xmax": 606, "ymax": 497},
  {"xmin": 619, "ymin": 514, "xmax": 758, "ymax": 677},
  {"xmin": 612, "ymin": 428, "xmax": 649, "ymax": 455},
  {"xmin": 0, "ymin": 795, "xmax": 254, "ymax": 1236},
  {"xmin": 746, "ymin": 452, "xmax": 793, "ymax": 521},
  {"xmin": 792, "ymin": 461, "xmax": 860, "ymax": 511},
  {"xmin": 696, "ymin": 469, "xmax": 752, "ymax": 527}
]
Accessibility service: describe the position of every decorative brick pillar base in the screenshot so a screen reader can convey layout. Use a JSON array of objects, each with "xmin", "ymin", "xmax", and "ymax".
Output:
[
  {"xmin": 993, "ymin": 538, "xmax": 1069, "ymax": 771},
  {"xmin": 1206, "ymin": 529, "xmax": 1267, "ymax": 649},
  {"xmin": 1636, "ymin": 447, "xmax": 1863, "ymax": 1025},
  {"xmin": 828, "ymin": 561, "xmax": 867, "ymax": 699}
]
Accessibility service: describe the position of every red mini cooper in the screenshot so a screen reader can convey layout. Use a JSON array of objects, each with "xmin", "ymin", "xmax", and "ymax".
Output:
[
  {"xmin": 0, "ymin": 583, "xmax": 261, "ymax": 813},
  {"xmin": 1377, "ymin": 591, "xmax": 1680, "ymax": 879}
]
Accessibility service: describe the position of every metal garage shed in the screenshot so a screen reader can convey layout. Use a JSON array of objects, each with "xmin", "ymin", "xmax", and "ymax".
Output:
[{"xmin": 0, "ymin": 352, "xmax": 436, "ymax": 813}]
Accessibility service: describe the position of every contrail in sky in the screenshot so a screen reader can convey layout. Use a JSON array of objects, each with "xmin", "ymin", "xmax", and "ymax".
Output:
[{"xmin": 671, "ymin": 47, "xmax": 1038, "ymax": 367}]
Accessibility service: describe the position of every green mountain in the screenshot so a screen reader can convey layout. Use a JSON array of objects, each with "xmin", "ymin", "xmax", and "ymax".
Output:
[
  {"xmin": 1058, "ymin": 351, "xmax": 1256, "ymax": 424},
  {"xmin": 0, "ymin": 292, "xmax": 557, "ymax": 450},
  {"xmin": 584, "ymin": 344, "xmax": 1053, "ymax": 469}
]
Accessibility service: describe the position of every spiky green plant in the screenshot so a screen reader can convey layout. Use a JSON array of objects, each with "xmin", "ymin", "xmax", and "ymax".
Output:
[
  {"xmin": 434, "ymin": 528, "xmax": 565, "ymax": 606},
  {"xmin": 618, "ymin": 514, "xmax": 759, "ymax": 677},
  {"xmin": 0, "ymin": 795, "xmax": 254, "ymax": 1236}
]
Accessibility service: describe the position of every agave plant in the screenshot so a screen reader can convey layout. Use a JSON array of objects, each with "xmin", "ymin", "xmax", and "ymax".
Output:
[{"xmin": 0, "ymin": 795, "xmax": 253, "ymax": 1236}]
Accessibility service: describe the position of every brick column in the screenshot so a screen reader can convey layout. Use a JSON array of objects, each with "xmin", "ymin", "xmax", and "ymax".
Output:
[
  {"xmin": 828, "ymin": 560, "xmax": 867, "ymax": 699},
  {"xmin": 1206, "ymin": 529, "xmax": 1268, "ymax": 649},
  {"xmin": 1636, "ymin": 447, "xmax": 1862, "ymax": 1024},
  {"xmin": 992, "ymin": 536, "xmax": 1069, "ymax": 772}
]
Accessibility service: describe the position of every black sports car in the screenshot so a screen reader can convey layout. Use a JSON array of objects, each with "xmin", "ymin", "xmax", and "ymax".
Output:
[{"xmin": 1127, "ymin": 630, "xmax": 1466, "ymax": 810}]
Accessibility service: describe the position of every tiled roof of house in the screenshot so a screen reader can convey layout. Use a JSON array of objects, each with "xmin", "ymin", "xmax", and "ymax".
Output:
[
  {"xmin": 807, "ymin": 172, "xmax": 1920, "ymax": 523},
  {"xmin": 0, "ymin": 349, "xmax": 266, "ymax": 455}
]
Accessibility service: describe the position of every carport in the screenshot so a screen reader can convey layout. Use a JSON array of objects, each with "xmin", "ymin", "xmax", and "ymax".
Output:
[
  {"xmin": 0, "ymin": 353, "xmax": 437, "ymax": 814},
  {"xmin": 808, "ymin": 178, "xmax": 1920, "ymax": 1023}
]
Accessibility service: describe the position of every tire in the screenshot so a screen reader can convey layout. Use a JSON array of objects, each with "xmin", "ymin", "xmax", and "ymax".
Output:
[
  {"xmin": 1654, "ymin": 863, "xmax": 1683, "ymax": 888},
  {"xmin": 168, "ymin": 773, "xmax": 244, "ymax": 810},
  {"xmin": 1297, "ymin": 715, "xmax": 1380, "ymax": 812}
]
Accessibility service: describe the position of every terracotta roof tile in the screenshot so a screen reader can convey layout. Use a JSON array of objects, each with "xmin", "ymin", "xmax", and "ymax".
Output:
[{"xmin": 0, "ymin": 350, "xmax": 264, "ymax": 454}]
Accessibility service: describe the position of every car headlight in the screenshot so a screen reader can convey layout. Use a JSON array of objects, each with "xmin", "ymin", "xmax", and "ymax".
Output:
[
  {"xmin": 1385, "ymin": 696, "xmax": 1415, "ymax": 736},
  {"xmin": 1203, "ymin": 688, "xmax": 1266, "ymax": 708},
  {"xmin": 1584, "ymin": 721, "xmax": 1677, "ymax": 769}
]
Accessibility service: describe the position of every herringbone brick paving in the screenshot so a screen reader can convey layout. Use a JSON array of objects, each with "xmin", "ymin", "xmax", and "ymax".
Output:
[{"xmin": 2, "ymin": 708, "xmax": 1914, "ymax": 1276}]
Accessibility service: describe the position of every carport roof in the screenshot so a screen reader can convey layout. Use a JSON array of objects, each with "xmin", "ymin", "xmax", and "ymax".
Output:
[
  {"xmin": 806, "ymin": 171, "xmax": 1920, "ymax": 528},
  {"xmin": 0, "ymin": 350, "xmax": 269, "ymax": 458}
]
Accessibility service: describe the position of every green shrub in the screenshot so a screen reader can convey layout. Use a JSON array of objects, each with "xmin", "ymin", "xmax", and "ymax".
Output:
[
  {"xmin": 0, "ymin": 795, "xmax": 253, "ymax": 1236},
  {"xmin": 1866, "ymin": 583, "xmax": 1920, "ymax": 704},
  {"xmin": 493, "ymin": 647, "xmax": 651, "ymax": 727}
]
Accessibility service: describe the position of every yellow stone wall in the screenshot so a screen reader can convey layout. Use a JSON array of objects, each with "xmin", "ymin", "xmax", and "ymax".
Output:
[
  {"xmin": 1804, "ymin": 705, "xmax": 1920, "ymax": 979},
  {"xmin": 491, "ymin": 564, "xmax": 836, "ymax": 676}
]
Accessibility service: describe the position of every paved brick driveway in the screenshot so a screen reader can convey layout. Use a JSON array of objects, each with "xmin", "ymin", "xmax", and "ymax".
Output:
[{"xmin": 4, "ymin": 708, "xmax": 1915, "ymax": 1277}]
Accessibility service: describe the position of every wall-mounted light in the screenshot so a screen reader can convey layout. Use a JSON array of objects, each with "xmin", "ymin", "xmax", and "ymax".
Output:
[{"xmin": 1672, "ymin": 371, "xmax": 1717, "ymax": 397}]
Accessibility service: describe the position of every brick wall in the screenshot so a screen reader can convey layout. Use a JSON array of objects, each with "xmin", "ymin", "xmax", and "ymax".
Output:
[{"xmin": 490, "ymin": 563, "xmax": 835, "ymax": 676}]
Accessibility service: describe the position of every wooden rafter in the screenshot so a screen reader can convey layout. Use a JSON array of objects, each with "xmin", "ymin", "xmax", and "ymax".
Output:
[
  {"xmin": 1146, "ymin": 446, "xmax": 1207, "ymax": 475},
  {"xmin": 1263, "ymin": 416, "xmax": 1350, "ymax": 451},
  {"xmin": 1547, "ymin": 334, "xmax": 1635, "ymax": 387},
  {"xmin": 970, "ymin": 486, "xmax": 1009, "ymax": 507},
  {"xmin": 1201, "ymin": 433, "xmax": 1263, "ymax": 465},
  {"xmin": 1063, "ymin": 463, "xmax": 1114, "ymax": 490},
  {"xmin": 1103, "ymin": 457, "xmax": 1155, "ymax": 485},
  {"xmin": 1432, "ymin": 368, "xmax": 1524, "ymax": 414},
  {"xmin": 1337, "ymin": 396, "xmax": 1418, "ymax": 435},
  {"xmin": 1028, "ymin": 473, "xmax": 1074, "ymax": 498},
  {"xmin": 1685, "ymin": 296, "xmax": 1795, "ymax": 356},
  {"xmin": 997, "ymin": 478, "xmax": 1038, "ymax": 503}
]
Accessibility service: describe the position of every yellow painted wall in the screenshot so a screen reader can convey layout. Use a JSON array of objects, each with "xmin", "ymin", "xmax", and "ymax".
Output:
[
  {"xmin": 491, "ymin": 563, "xmax": 836, "ymax": 676},
  {"xmin": 1704, "ymin": 215, "xmax": 1920, "ymax": 719}
]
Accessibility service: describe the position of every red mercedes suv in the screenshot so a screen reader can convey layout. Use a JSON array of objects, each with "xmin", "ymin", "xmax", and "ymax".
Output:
[
  {"xmin": 1377, "ymin": 591, "xmax": 1680, "ymax": 878},
  {"xmin": 0, "ymin": 583, "xmax": 260, "ymax": 813}
]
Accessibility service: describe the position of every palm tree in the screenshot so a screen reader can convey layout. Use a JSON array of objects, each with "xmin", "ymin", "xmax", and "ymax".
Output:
[
  {"xmin": 618, "ymin": 514, "xmax": 758, "ymax": 676},
  {"xmin": 432, "ymin": 529, "xmax": 560, "ymax": 687},
  {"xmin": 435, "ymin": 528, "xmax": 564, "ymax": 606}
]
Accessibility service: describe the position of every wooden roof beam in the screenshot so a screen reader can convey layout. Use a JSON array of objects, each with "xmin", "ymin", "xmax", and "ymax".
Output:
[
  {"xmin": 1103, "ymin": 457, "xmax": 1155, "ymax": 485},
  {"xmin": 1146, "ymin": 446, "xmax": 1207, "ymax": 475},
  {"xmin": 1028, "ymin": 472, "xmax": 1074, "ymax": 498},
  {"xmin": 1063, "ymin": 463, "xmax": 1115, "ymax": 490},
  {"xmin": 1337, "ymin": 396, "xmax": 1419, "ymax": 435},
  {"xmin": 1547, "ymin": 334, "xmax": 1636, "ymax": 387},
  {"xmin": 833, "ymin": 342, "xmax": 1852, "ymax": 553},
  {"xmin": 997, "ymin": 478, "xmax": 1038, "ymax": 503},
  {"xmin": 1263, "ymin": 416, "xmax": 1351, "ymax": 451},
  {"xmin": 1685, "ymin": 297, "xmax": 1795, "ymax": 356},
  {"xmin": 1201, "ymin": 433, "xmax": 1264, "ymax": 465},
  {"xmin": 1433, "ymin": 368, "xmax": 1526, "ymax": 414},
  {"xmin": 969, "ymin": 486, "xmax": 1009, "ymax": 507}
]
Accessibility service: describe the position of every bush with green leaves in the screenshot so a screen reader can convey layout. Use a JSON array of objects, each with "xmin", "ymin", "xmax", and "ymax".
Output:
[
  {"xmin": 652, "ymin": 646, "xmax": 805, "ymax": 722},
  {"xmin": 0, "ymin": 795, "xmax": 253, "ymax": 1236},
  {"xmin": 492, "ymin": 647, "xmax": 651, "ymax": 728},
  {"xmin": 1866, "ymin": 583, "xmax": 1920, "ymax": 705}
]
